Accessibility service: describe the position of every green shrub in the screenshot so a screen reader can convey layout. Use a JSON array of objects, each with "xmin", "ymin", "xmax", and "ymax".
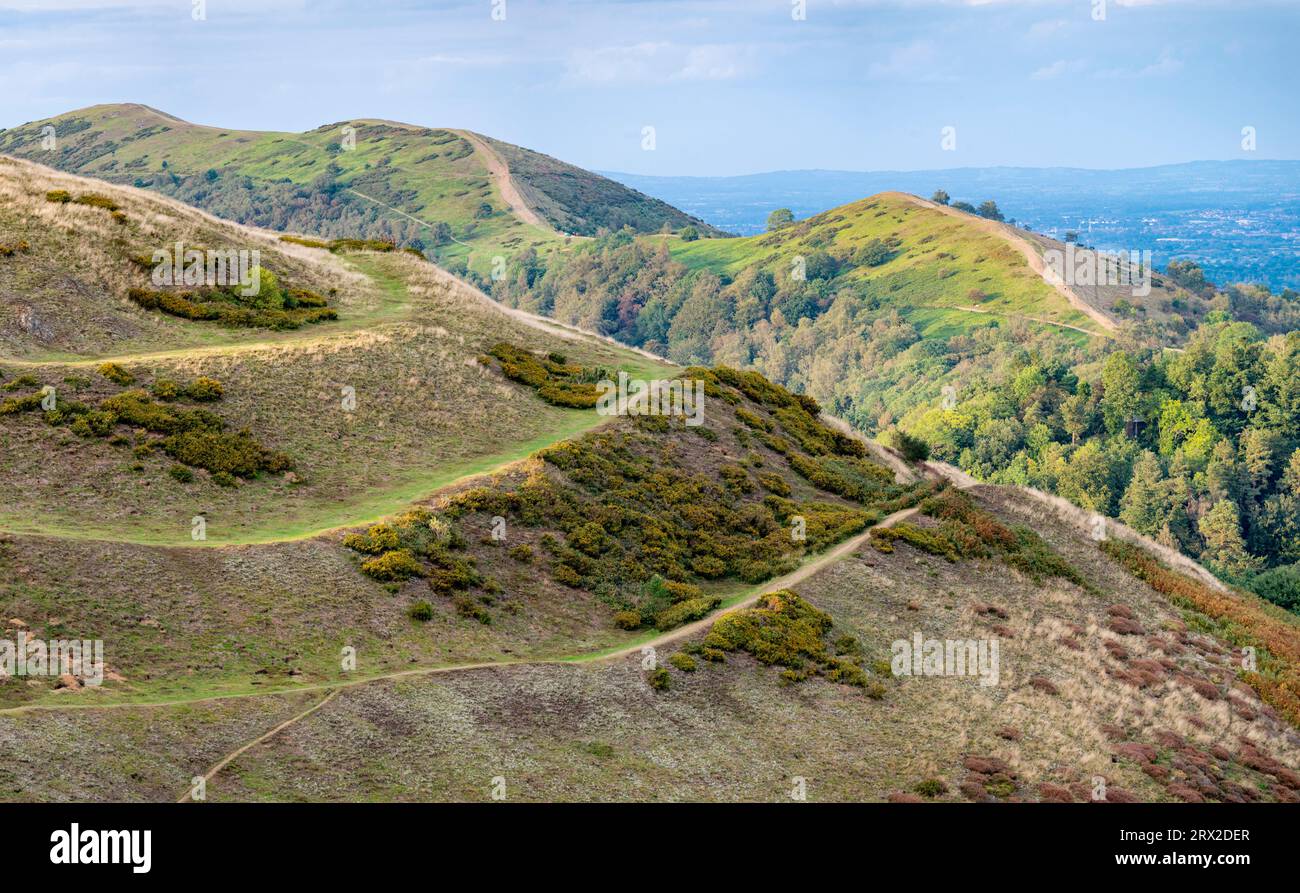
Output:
[
  {"xmin": 669, "ymin": 652, "xmax": 697, "ymax": 672},
  {"xmin": 2, "ymin": 374, "xmax": 39, "ymax": 391},
  {"xmin": 888, "ymin": 428, "xmax": 931, "ymax": 462},
  {"xmin": 665, "ymin": 581, "xmax": 704, "ymax": 602},
  {"xmin": 45, "ymin": 190, "xmax": 71, "ymax": 203},
  {"xmin": 0, "ymin": 394, "xmax": 43, "ymax": 415},
  {"xmin": 552, "ymin": 563, "xmax": 583, "ymax": 587},
  {"xmin": 163, "ymin": 429, "xmax": 280, "ymax": 478},
  {"xmin": 342, "ymin": 523, "xmax": 401, "ymax": 555},
  {"xmin": 211, "ymin": 471, "xmax": 237, "ymax": 488},
  {"xmin": 734, "ymin": 407, "xmax": 771, "ymax": 432},
  {"xmin": 152, "ymin": 379, "xmax": 182, "ymax": 401},
  {"xmin": 613, "ymin": 610, "xmax": 642, "ymax": 630},
  {"xmin": 654, "ymin": 595, "xmax": 721, "ymax": 631},
  {"xmin": 1250, "ymin": 563, "xmax": 1300, "ymax": 614},
  {"xmin": 914, "ymin": 779, "xmax": 947, "ymax": 798},
  {"xmin": 452, "ymin": 594, "xmax": 491, "ymax": 624},
  {"xmin": 125, "ymin": 286, "xmax": 336, "ymax": 331},
  {"xmin": 647, "ymin": 667, "xmax": 671, "ymax": 690},
  {"xmin": 408, "ymin": 600, "xmax": 435, "ymax": 622},
  {"xmin": 97, "ymin": 362, "xmax": 134, "ymax": 385},
  {"xmin": 702, "ymin": 590, "xmax": 869, "ymax": 691},
  {"xmin": 71, "ymin": 409, "xmax": 118, "ymax": 437},
  {"xmin": 360, "ymin": 549, "xmax": 424, "ymax": 581},
  {"xmin": 508, "ymin": 543, "xmax": 534, "ymax": 563},
  {"xmin": 756, "ymin": 472, "xmax": 791, "ymax": 496},
  {"xmin": 279, "ymin": 234, "xmax": 331, "ymax": 249},
  {"xmin": 185, "ymin": 377, "xmax": 224, "ymax": 402},
  {"xmin": 73, "ymin": 193, "xmax": 120, "ymax": 212},
  {"xmin": 488, "ymin": 342, "xmax": 604, "ymax": 409},
  {"xmin": 168, "ymin": 464, "xmax": 194, "ymax": 483}
]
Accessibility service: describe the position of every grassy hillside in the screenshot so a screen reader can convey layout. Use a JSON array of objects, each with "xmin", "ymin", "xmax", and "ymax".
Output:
[
  {"xmin": 0, "ymin": 158, "xmax": 671, "ymax": 543},
  {"xmin": 476, "ymin": 132, "xmax": 721, "ymax": 237},
  {"xmin": 0, "ymin": 104, "xmax": 715, "ymax": 280},
  {"xmin": 1, "ymin": 354, "xmax": 926, "ymax": 710},
  {"xmin": 671, "ymin": 193, "xmax": 1099, "ymax": 341},
  {"xmin": 7, "ymin": 477, "xmax": 1299, "ymax": 802},
  {"xmin": 486, "ymin": 192, "xmax": 1170, "ymax": 441}
]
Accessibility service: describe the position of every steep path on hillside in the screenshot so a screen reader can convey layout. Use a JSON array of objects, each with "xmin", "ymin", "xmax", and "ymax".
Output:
[
  {"xmin": 1, "ymin": 478, "xmax": 942, "ymax": 723},
  {"xmin": 455, "ymin": 130, "xmax": 550, "ymax": 231},
  {"xmin": 167, "ymin": 495, "xmax": 942, "ymax": 800},
  {"xmin": 899, "ymin": 193, "xmax": 1118, "ymax": 335}
]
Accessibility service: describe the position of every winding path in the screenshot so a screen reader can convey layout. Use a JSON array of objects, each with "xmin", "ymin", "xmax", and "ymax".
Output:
[
  {"xmin": 454, "ymin": 130, "xmax": 550, "ymax": 231},
  {"xmin": 165, "ymin": 497, "xmax": 936, "ymax": 800},
  {"xmin": 899, "ymin": 192, "xmax": 1118, "ymax": 335},
  {"xmin": 0, "ymin": 494, "xmax": 936, "ymax": 719}
]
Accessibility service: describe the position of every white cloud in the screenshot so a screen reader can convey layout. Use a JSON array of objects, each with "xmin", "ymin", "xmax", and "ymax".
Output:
[
  {"xmin": 1096, "ymin": 48, "xmax": 1184, "ymax": 78},
  {"xmin": 1031, "ymin": 59, "xmax": 1066, "ymax": 79},
  {"xmin": 867, "ymin": 40, "xmax": 953, "ymax": 81},
  {"xmin": 1027, "ymin": 18, "xmax": 1070, "ymax": 39},
  {"xmin": 565, "ymin": 42, "xmax": 757, "ymax": 85}
]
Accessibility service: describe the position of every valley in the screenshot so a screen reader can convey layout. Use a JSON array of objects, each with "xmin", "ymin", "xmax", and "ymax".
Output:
[{"xmin": 2, "ymin": 108, "xmax": 1299, "ymax": 808}]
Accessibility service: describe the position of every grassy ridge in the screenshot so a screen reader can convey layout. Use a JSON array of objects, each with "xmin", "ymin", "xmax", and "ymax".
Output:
[
  {"xmin": 662, "ymin": 193, "xmax": 1097, "ymax": 338},
  {"xmin": 0, "ymin": 104, "xmax": 714, "ymax": 280}
]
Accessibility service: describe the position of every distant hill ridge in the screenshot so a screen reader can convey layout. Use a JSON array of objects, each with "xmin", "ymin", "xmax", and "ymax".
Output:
[{"xmin": 0, "ymin": 103, "xmax": 720, "ymax": 281}]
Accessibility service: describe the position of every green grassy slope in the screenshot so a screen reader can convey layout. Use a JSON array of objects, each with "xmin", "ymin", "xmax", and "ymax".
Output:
[
  {"xmin": 475, "ymin": 132, "xmax": 721, "ymax": 237},
  {"xmin": 10, "ymin": 483, "xmax": 1300, "ymax": 803},
  {"xmin": 0, "ymin": 104, "xmax": 714, "ymax": 280},
  {"xmin": 0, "ymin": 354, "xmax": 925, "ymax": 709},
  {"xmin": 0, "ymin": 158, "xmax": 673, "ymax": 543},
  {"xmin": 663, "ymin": 192, "xmax": 1102, "ymax": 340}
]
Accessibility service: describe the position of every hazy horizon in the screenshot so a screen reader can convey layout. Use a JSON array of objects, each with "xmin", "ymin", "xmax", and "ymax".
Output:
[{"xmin": 1, "ymin": 0, "xmax": 1297, "ymax": 177}]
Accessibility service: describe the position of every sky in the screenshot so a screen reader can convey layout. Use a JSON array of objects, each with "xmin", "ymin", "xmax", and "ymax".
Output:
[{"xmin": 0, "ymin": 0, "xmax": 1296, "ymax": 176}]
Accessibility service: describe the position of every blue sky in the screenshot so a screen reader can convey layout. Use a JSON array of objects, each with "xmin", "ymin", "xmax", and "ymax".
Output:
[{"xmin": 0, "ymin": 0, "xmax": 1295, "ymax": 175}]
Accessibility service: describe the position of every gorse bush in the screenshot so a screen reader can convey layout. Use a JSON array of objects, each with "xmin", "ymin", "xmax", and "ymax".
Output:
[
  {"xmin": 871, "ymin": 487, "xmax": 1091, "ymax": 589},
  {"xmin": 702, "ymin": 590, "xmax": 872, "ymax": 690},
  {"xmin": 366, "ymin": 365, "xmax": 927, "ymax": 632},
  {"xmin": 343, "ymin": 508, "xmax": 500, "ymax": 617},
  {"xmin": 654, "ymin": 595, "xmax": 722, "ymax": 631},
  {"xmin": 185, "ymin": 377, "xmax": 224, "ymax": 402},
  {"xmin": 125, "ymin": 245, "xmax": 335, "ymax": 331},
  {"xmin": 45, "ymin": 189, "xmax": 122, "ymax": 212},
  {"xmin": 359, "ymin": 549, "xmax": 424, "ymax": 582},
  {"xmin": 486, "ymin": 342, "xmax": 605, "ymax": 409},
  {"xmin": 97, "ymin": 362, "xmax": 134, "ymax": 385},
  {"xmin": 127, "ymin": 287, "xmax": 338, "ymax": 331},
  {"xmin": 2, "ymin": 374, "xmax": 40, "ymax": 392},
  {"xmin": 163, "ymin": 428, "xmax": 291, "ymax": 478},
  {"xmin": 0, "ymin": 368, "xmax": 290, "ymax": 484}
]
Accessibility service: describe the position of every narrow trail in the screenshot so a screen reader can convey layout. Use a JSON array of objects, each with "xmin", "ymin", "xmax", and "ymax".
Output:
[
  {"xmin": 3, "ymin": 487, "xmax": 946, "ymax": 722},
  {"xmin": 169, "ymin": 497, "xmax": 939, "ymax": 800},
  {"xmin": 897, "ymin": 193, "xmax": 1118, "ymax": 335},
  {"xmin": 911, "ymin": 302, "xmax": 1104, "ymax": 338},
  {"xmin": 177, "ymin": 689, "xmax": 340, "ymax": 802},
  {"xmin": 0, "ymin": 254, "xmax": 670, "ymax": 547},
  {"xmin": 454, "ymin": 130, "xmax": 550, "ymax": 231}
]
